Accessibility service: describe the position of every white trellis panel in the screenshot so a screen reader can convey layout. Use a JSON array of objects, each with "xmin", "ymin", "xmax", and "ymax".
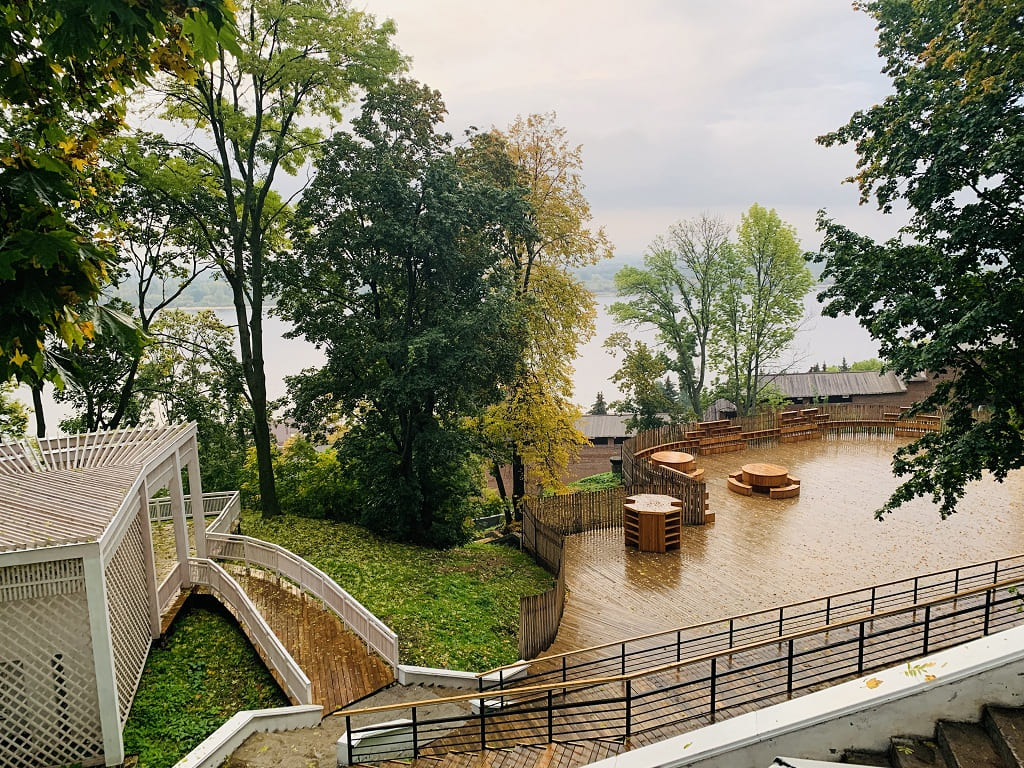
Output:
[
  {"xmin": 0, "ymin": 558, "xmax": 104, "ymax": 768},
  {"xmin": 104, "ymin": 515, "xmax": 153, "ymax": 723}
]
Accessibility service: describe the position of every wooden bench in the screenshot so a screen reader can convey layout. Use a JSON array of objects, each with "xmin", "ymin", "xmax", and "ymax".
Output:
[
  {"xmin": 727, "ymin": 476, "xmax": 753, "ymax": 496},
  {"xmin": 769, "ymin": 484, "xmax": 801, "ymax": 499}
]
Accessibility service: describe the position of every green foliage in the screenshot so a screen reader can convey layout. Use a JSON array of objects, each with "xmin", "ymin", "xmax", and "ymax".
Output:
[
  {"xmin": 471, "ymin": 114, "xmax": 608, "ymax": 502},
  {"xmin": 849, "ymin": 358, "xmax": 884, "ymax": 372},
  {"xmin": 814, "ymin": 0, "xmax": 1024, "ymax": 518},
  {"xmin": 122, "ymin": 597, "xmax": 286, "ymax": 768},
  {"xmin": 568, "ymin": 472, "xmax": 622, "ymax": 492},
  {"xmin": 713, "ymin": 204, "xmax": 814, "ymax": 414},
  {"xmin": 241, "ymin": 436, "xmax": 354, "ymax": 520},
  {"xmin": 0, "ymin": 0, "xmax": 235, "ymax": 384},
  {"xmin": 0, "ymin": 380, "xmax": 28, "ymax": 439},
  {"xmin": 588, "ymin": 392, "xmax": 608, "ymax": 415},
  {"xmin": 239, "ymin": 512, "xmax": 553, "ymax": 669},
  {"xmin": 276, "ymin": 80, "xmax": 527, "ymax": 545},
  {"xmin": 610, "ymin": 214, "xmax": 733, "ymax": 413},
  {"xmin": 605, "ymin": 331, "xmax": 682, "ymax": 432},
  {"xmin": 152, "ymin": 0, "xmax": 404, "ymax": 517}
]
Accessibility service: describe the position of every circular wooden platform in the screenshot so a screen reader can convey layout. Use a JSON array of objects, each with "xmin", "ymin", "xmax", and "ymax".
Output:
[
  {"xmin": 741, "ymin": 463, "xmax": 790, "ymax": 488},
  {"xmin": 650, "ymin": 450, "xmax": 697, "ymax": 473}
]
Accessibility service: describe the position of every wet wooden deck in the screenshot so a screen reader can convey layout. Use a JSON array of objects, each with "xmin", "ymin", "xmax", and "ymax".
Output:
[
  {"xmin": 229, "ymin": 569, "xmax": 394, "ymax": 712},
  {"xmin": 549, "ymin": 433, "xmax": 1024, "ymax": 654}
]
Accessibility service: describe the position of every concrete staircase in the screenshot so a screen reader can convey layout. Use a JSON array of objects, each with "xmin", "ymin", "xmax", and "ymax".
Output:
[
  {"xmin": 842, "ymin": 706, "xmax": 1024, "ymax": 767},
  {"xmin": 377, "ymin": 738, "xmax": 626, "ymax": 768}
]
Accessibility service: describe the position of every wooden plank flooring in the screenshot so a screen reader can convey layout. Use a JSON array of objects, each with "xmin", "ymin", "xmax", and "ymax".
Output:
[
  {"xmin": 551, "ymin": 434, "xmax": 1024, "ymax": 655},
  {"xmin": 230, "ymin": 569, "xmax": 395, "ymax": 713}
]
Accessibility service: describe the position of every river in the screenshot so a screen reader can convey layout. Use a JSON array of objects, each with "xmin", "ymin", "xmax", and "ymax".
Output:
[{"xmin": 16, "ymin": 291, "xmax": 878, "ymax": 433}]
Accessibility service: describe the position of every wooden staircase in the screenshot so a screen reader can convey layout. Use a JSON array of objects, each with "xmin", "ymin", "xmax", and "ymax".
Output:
[
  {"xmin": 842, "ymin": 706, "xmax": 1024, "ymax": 767},
  {"xmin": 377, "ymin": 738, "xmax": 626, "ymax": 768}
]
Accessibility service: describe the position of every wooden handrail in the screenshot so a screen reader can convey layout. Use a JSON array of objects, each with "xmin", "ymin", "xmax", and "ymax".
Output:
[{"xmin": 342, "ymin": 574, "xmax": 1024, "ymax": 718}]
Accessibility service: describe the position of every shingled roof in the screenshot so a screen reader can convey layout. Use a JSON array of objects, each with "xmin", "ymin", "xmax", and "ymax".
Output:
[{"xmin": 764, "ymin": 371, "xmax": 907, "ymax": 399}]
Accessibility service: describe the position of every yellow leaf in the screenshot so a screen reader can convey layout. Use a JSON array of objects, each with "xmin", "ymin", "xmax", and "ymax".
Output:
[
  {"xmin": 865, "ymin": 677, "xmax": 883, "ymax": 689},
  {"xmin": 924, "ymin": 674, "xmax": 936, "ymax": 681},
  {"xmin": 80, "ymin": 321, "xmax": 95, "ymax": 340},
  {"xmin": 11, "ymin": 349, "xmax": 29, "ymax": 367},
  {"xmin": 70, "ymin": 199, "xmax": 81, "ymax": 209},
  {"xmin": 58, "ymin": 138, "xmax": 76, "ymax": 155},
  {"xmin": 69, "ymin": 157, "xmax": 87, "ymax": 171},
  {"xmin": 50, "ymin": 62, "xmax": 65, "ymax": 75}
]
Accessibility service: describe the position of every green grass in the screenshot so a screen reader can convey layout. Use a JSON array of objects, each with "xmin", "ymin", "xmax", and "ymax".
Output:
[
  {"xmin": 568, "ymin": 472, "xmax": 622, "ymax": 492},
  {"xmin": 123, "ymin": 596, "xmax": 288, "ymax": 768},
  {"xmin": 239, "ymin": 511, "xmax": 554, "ymax": 669}
]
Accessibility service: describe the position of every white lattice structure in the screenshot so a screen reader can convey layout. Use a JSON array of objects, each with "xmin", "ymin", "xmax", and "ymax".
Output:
[{"xmin": 0, "ymin": 424, "xmax": 207, "ymax": 767}]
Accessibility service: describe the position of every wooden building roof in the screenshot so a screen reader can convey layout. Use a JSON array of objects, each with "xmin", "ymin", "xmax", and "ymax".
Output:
[
  {"xmin": 0, "ymin": 425, "xmax": 193, "ymax": 553},
  {"xmin": 764, "ymin": 371, "xmax": 907, "ymax": 399}
]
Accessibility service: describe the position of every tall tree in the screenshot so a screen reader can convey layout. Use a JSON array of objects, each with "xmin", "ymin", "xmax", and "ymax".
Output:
[
  {"xmin": 0, "ymin": 381, "xmax": 28, "ymax": 440},
  {"xmin": 276, "ymin": 81, "xmax": 527, "ymax": 545},
  {"xmin": 149, "ymin": 0, "xmax": 403, "ymax": 514},
  {"xmin": 609, "ymin": 214, "xmax": 732, "ymax": 415},
  {"xmin": 0, "ymin": 0, "xmax": 234, "ymax": 386},
  {"xmin": 473, "ymin": 114, "xmax": 612, "ymax": 507},
  {"xmin": 814, "ymin": 0, "xmax": 1024, "ymax": 518},
  {"xmin": 588, "ymin": 392, "xmax": 608, "ymax": 416},
  {"xmin": 604, "ymin": 332, "xmax": 677, "ymax": 433},
  {"xmin": 714, "ymin": 204, "xmax": 814, "ymax": 414}
]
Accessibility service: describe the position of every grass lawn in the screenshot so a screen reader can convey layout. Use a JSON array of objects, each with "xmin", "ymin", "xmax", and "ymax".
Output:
[
  {"xmin": 238, "ymin": 511, "xmax": 554, "ymax": 669},
  {"xmin": 123, "ymin": 596, "xmax": 288, "ymax": 768}
]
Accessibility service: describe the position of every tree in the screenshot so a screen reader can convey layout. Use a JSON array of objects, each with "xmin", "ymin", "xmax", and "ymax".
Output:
[
  {"xmin": 150, "ymin": 0, "xmax": 403, "ymax": 515},
  {"xmin": 53, "ymin": 299, "xmax": 148, "ymax": 432},
  {"xmin": 604, "ymin": 332, "xmax": 676, "ymax": 433},
  {"xmin": 472, "ymin": 114, "xmax": 612, "ymax": 508},
  {"xmin": 0, "ymin": 0, "xmax": 234, "ymax": 386},
  {"xmin": 137, "ymin": 309, "xmax": 250, "ymax": 491},
  {"xmin": 275, "ymin": 81, "xmax": 527, "ymax": 545},
  {"xmin": 610, "ymin": 214, "xmax": 732, "ymax": 415},
  {"xmin": 714, "ymin": 204, "xmax": 814, "ymax": 414},
  {"xmin": 814, "ymin": 1, "xmax": 1024, "ymax": 518},
  {"xmin": 0, "ymin": 381, "xmax": 28, "ymax": 440},
  {"xmin": 588, "ymin": 392, "xmax": 608, "ymax": 416}
]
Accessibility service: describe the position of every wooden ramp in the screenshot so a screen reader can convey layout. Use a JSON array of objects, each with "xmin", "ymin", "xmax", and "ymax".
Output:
[{"xmin": 230, "ymin": 569, "xmax": 394, "ymax": 713}]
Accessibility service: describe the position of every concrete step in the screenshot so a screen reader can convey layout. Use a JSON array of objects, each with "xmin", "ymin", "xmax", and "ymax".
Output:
[
  {"xmin": 890, "ymin": 736, "xmax": 943, "ymax": 768},
  {"xmin": 985, "ymin": 707, "xmax": 1024, "ymax": 768},
  {"xmin": 937, "ymin": 721, "xmax": 1010, "ymax": 768}
]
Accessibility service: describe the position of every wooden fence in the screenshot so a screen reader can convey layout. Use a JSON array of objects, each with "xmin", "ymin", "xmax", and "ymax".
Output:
[
  {"xmin": 520, "ymin": 487, "xmax": 626, "ymax": 535},
  {"xmin": 518, "ymin": 506, "xmax": 568, "ymax": 658}
]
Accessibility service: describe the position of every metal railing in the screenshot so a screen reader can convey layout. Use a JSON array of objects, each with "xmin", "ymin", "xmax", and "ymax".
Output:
[
  {"xmin": 189, "ymin": 558, "xmax": 313, "ymax": 705},
  {"xmin": 478, "ymin": 553, "xmax": 1024, "ymax": 691},
  {"xmin": 206, "ymin": 533, "xmax": 399, "ymax": 668},
  {"xmin": 340, "ymin": 575, "xmax": 1024, "ymax": 763}
]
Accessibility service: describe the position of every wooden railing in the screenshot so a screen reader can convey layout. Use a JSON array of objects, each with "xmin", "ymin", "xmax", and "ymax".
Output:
[
  {"xmin": 337, "ymin": 571, "xmax": 1024, "ymax": 763},
  {"xmin": 156, "ymin": 561, "xmax": 185, "ymax": 615},
  {"xmin": 148, "ymin": 491, "xmax": 241, "ymax": 531},
  {"xmin": 518, "ymin": 508, "xmax": 566, "ymax": 659},
  {"xmin": 189, "ymin": 558, "xmax": 313, "ymax": 705},
  {"xmin": 206, "ymin": 533, "xmax": 399, "ymax": 668}
]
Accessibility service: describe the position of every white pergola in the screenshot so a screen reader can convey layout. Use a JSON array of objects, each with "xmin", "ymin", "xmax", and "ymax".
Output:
[{"xmin": 0, "ymin": 424, "xmax": 206, "ymax": 768}]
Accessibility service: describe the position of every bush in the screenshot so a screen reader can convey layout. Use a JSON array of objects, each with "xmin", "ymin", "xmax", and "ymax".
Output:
[{"xmin": 241, "ymin": 436, "xmax": 356, "ymax": 519}]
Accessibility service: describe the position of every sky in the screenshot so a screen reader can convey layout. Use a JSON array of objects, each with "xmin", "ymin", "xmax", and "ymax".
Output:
[{"xmin": 356, "ymin": 0, "xmax": 905, "ymax": 257}]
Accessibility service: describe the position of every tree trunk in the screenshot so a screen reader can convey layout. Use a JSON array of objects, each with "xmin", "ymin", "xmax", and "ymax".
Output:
[
  {"xmin": 492, "ymin": 461, "xmax": 512, "ymax": 526},
  {"xmin": 31, "ymin": 384, "xmax": 45, "ymax": 438},
  {"xmin": 511, "ymin": 448, "xmax": 526, "ymax": 520}
]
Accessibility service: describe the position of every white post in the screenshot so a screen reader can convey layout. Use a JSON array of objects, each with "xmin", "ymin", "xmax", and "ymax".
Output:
[
  {"xmin": 186, "ymin": 445, "xmax": 208, "ymax": 560},
  {"xmin": 83, "ymin": 546, "xmax": 124, "ymax": 766},
  {"xmin": 169, "ymin": 454, "xmax": 191, "ymax": 587},
  {"xmin": 136, "ymin": 480, "xmax": 162, "ymax": 638}
]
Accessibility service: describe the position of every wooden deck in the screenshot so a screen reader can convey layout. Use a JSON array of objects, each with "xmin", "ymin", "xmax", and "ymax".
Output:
[
  {"xmin": 549, "ymin": 434, "xmax": 1024, "ymax": 655},
  {"xmin": 229, "ymin": 569, "xmax": 394, "ymax": 713}
]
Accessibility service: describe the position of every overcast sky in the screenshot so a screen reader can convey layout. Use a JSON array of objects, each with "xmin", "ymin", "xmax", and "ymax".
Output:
[{"xmin": 357, "ymin": 0, "xmax": 903, "ymax": 257}]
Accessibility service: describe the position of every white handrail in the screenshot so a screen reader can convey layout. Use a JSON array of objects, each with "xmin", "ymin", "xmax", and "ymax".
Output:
[
  {"xmin": 157, "ymin": 562, "xmax": 185, "ymax": 614},
  {"xmin": 148, "ymin": 491, "xmax": 241, "ymax": 530},
  {"xmin": 206, "ymin": 533, "xmax": 399, "ymax": 668},
  {"xmin": 189, "ymin": 558, "xmax": 313, "ymax": 705}
]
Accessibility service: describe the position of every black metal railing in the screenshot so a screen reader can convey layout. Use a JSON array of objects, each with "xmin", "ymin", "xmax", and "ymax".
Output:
[
  {"xmin": 341, "ymin": 574, "xmax": 1024, "ymax": 764},
  {"xmin": 476, "ymin": 552, "xmax": 1024, "ymax": 692}
]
